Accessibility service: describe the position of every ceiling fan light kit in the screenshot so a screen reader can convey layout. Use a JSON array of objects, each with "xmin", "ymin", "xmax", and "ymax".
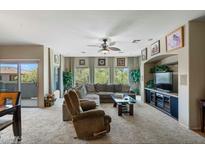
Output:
[
  {"xmin": 88, "ymin": 38, "xmax": 121, "ymax": 54},
  {"xmin": 102, "ymin": 49, "xmax": 110, "ymax": 54}
]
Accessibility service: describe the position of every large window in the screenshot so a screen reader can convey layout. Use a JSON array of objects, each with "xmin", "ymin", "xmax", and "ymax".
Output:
[
  {"xmin": 95, "ymin": 68, "xmax": 110, "ymax": 84},
  {"xmin": 114, "ymin": 68, "xmax": 129, "ymax": 84},
  {"xmin": 75, "ymin": 68, "xmax": 90, "ymax": 86}
]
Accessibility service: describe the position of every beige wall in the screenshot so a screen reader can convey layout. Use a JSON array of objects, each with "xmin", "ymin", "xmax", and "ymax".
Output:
[
  {"xmin": 48, "ymin": 48, "xmax": 54, "ymax": 93},
  {"xmin": 43, "ymin": 47, "xmax": 49, "ymax": 96},
  {"xmin": 178, "ymin": 24, "xmax": 190, "ymax": 128},
  {"xmin": 141, "ymin": 23, "xmax": 190, "ymax": 128},
  {"xmin": 189, "ymin": 21, "xmax": 205, "ymax": 129},
  {"xmin": 0, "ymin": 45, "xmax": 49, "ymax": 107},
  {"xmin": 64, "ymin": 57, "xmax": 73, "ymax": 72}
]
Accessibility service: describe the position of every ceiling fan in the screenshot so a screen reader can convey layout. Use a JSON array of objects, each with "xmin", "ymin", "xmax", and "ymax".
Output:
[{"xmin": 87, "ymin": 38, "xmax": 121, "ymax": 54}]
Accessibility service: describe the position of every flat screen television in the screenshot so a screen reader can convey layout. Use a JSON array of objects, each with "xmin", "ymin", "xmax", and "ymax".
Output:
[{"xmin": 155, "ymin": 72, "xmax": 173, "ymax": 92}]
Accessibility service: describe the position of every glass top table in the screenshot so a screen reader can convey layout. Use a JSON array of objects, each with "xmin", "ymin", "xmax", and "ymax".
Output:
[{"xmin": 111, "ymin": 94, "xmax": 136, "ymax": 116}]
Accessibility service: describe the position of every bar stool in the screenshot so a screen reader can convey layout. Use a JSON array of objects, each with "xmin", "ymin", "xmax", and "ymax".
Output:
[{"xmin": 200, "ymin": 99, "xmax": 205, "ymax": 132}]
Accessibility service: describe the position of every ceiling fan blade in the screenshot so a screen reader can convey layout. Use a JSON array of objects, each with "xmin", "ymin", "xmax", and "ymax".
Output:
[
  {"xmin": 87, "ymin": 45, "xmax": 100, "ymax": 47},
  {"xmin": 109, "ymin": 41, "xmax": 116, "ymax": 46},
  {"xmin": 108, "ymin": 47, "xmax": 121, "ymax": 51}
]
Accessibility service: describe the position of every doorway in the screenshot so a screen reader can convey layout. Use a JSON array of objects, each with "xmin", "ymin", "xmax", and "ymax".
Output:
[{"xmin": 0, "ymin": 62, "xmax": 39, "ymax": 107}]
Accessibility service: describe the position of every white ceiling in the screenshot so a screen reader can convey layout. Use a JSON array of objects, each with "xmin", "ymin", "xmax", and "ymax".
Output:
[{"xmin": 0, "ymin": 10, "xmax": 205, "ymax": 57}]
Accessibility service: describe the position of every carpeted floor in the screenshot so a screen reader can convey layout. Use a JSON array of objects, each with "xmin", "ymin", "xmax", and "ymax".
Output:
[{"xmin": 1, "ymin": 99, "xmax": 205, "ymax": 144}]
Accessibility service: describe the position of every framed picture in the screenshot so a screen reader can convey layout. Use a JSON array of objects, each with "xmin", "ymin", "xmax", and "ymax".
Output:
[
  {"xmin": 117, "ymin": 58, "xmax": 126, "ymax": 67},
  {"xmin": 166, "ymin": 26, "xmax": 184, "ymax": 51},
  {"xmin": 98, "ymin": 58, "xmax": 106, "ymax": 66},
  {"xmin": 151, "ymin": 40, "xmax": 160, "ymax": 56},
  {"xmin": 79, "ymin": 59, "xmax": 85, "ymax": 66},
  {"xmin": 141, "ymin": 48, "xmax": 147, "ymax": 61}
]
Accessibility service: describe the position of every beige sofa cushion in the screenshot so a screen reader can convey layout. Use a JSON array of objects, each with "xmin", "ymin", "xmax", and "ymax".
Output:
[
  {"xmin": 84, "ymin": 94, "xmax": 100, "ymax": 106},
  {"xmin": 97, "ymin": 92, "xmax": 114, "ymax": 95}
]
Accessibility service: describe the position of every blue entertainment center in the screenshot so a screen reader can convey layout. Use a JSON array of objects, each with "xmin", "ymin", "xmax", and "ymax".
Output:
[{"xmin": 145, "ymin": 88, "xmax": 178, "ymax": 120}]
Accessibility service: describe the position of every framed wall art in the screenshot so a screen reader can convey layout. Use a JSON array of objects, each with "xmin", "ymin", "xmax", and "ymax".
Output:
[
  {"xmin": 166, "ymin": 26, "xmax": 184, "ymax": 51},
  {"xmin": 75, "ymin": 58, "xmax": 88, "ymax": 67},
  {"xmin": 98, "ymin": 58, "xmax": 106, "ymax": 66},
  {"xmin": 79, "ymin": 59, "xmax": 86, "ymax": 66},
  {"xmin": 116, "ymin": 58, "xmax": 126, "ymax": 67},
  {"xmin": 151, "ymin": 40, "xmax": 160, "ymax": 56},
  {"xmin": 141, "ymin": 48, "xmax": 147, "ymax": 61}
]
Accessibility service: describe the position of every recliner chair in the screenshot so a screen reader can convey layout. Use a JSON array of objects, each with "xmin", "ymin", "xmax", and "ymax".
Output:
[
  {"xmin": 64, "ymin": 90, "xmax": 111, "ymax": 140},
  {"xmin": 63, "ymin": 98, "xmax": 97, "ymax": 121}
]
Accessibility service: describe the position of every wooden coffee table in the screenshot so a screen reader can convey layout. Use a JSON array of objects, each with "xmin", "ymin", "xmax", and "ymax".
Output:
[{"xmin": 111, "ymin": 95, "xmax": 136, "ymax": 116}]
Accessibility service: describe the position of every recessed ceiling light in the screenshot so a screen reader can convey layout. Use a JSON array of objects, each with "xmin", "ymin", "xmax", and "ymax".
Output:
[
  {"xmin": 148, "ymin": 38, "xmax": 153, "ymax": 41},
  {"xmin": 132, "ymin": 40, "xmax": 141, "ymax": 43},
  {"xmin": 81, "ymin": 51, "xmax": 86, "ymax": 54}
]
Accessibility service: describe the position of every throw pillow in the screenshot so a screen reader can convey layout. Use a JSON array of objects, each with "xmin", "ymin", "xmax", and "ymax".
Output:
[
  {"xmin": 85, "ymin": 84, "xmax": 95, "ymax": 93},
  {"xmin": 95, "ymin": 84, "xmax": 106, "ymax": 92},
  {"xmin": 114, "ymin": 84, "xmax": 122, "ymax": 92},
  {"xmin": 106, "ymin": 84, "xmax": 114, "ymax": 92}
]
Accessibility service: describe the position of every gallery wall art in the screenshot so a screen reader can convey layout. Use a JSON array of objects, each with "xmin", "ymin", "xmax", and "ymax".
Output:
[
  {"xmin": 116, "ymin": 58, "xmax": 126, "ymax": 67},
  {"xmin": 151, "ymin": 40, "xmax": 160, "ymax": 56},
  {"xmin": 166, "ymin": 26, "xmax": 184, "ymax": 51},
  {"xmin": 98, "ymin": 58, "xmax": 106, "ymax": 66}
]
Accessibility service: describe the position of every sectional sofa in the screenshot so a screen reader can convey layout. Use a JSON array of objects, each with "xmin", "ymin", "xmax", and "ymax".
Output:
[
  {"xmin": 82, "ymin": 84, "xmax": 135, "ymax": 104},
  {"xmin": 63, "ymin": 84, "xmax": 135, "ymax": 121}
]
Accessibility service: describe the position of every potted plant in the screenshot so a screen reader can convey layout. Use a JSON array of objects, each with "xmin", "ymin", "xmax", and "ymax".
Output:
[
  {"xmin": 130, "ymin": 69, "xmax": 140, "ymax": 95},
  {"xmin": 150, "ymin": 64, "xmax": 171, "ymax": 73},
  {"xmin": 145, "ymin": 79, "xmax": 155, "ymax": 88},
  {"xmin": 63, "ymin": 71, "xmax": 73, "ymax": 92}
]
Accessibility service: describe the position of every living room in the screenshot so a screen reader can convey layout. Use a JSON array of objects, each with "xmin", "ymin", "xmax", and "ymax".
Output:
[{"xmin": 1, "ymin": 1, "xmax": 205, "ymax": 152}]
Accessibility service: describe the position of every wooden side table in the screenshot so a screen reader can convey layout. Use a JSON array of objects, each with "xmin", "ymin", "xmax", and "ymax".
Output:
[{"xmin": 200, "ymin": 99, "xmax": 205, "ymax": 132}]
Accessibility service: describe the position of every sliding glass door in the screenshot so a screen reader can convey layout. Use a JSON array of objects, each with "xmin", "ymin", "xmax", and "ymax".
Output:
[
  {"xmin": 0, "ymin": 62, "xmax": 39, "ymax": 107},
  {"xmin": 20, "ymin": 63, "xmax": 38, "ymax": 107}
]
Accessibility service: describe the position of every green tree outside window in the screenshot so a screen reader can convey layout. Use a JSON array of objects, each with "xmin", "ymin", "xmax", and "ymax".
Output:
[
  {"xmin": 75, "ymin": 68, "xmax": 89, "ymax": 86},
  {"xmin": 114, "ymin": 68, "xmax": 129, "ymax": 84},
  {"xmin": 95, "ymin": 68, "xmax": 110, "ymax": 84}
]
